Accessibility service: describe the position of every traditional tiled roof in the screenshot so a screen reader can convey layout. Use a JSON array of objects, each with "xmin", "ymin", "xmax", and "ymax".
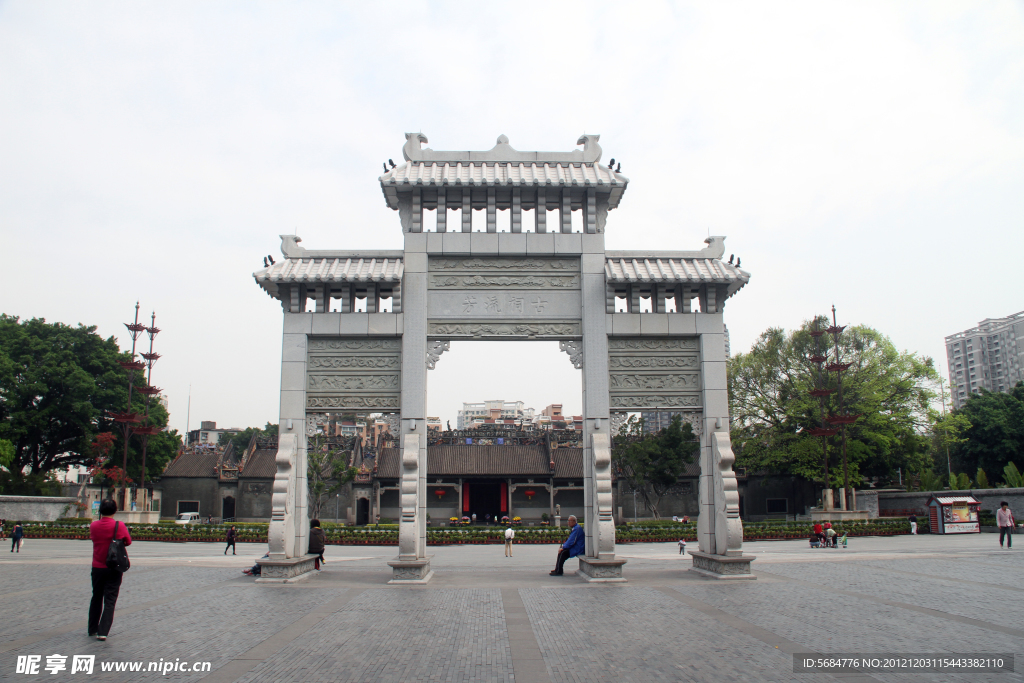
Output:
[
  {"xmin": 239, "ymin": 449, "xmax": 278, "ymax": 479},
  {"xmin": 381, "ymin": 161, "xmax": 626, "ymax": 190},
  {"xmin": 253, "ymin": 256, "xmax": 403, "ymax": 300},
  {"xmin": 374, "ymin": 445, "xmax": 587, "ymax": 479},
  {"xmin": 551, "ymin": 448, "xmax": 583, "ymax": 479},
  {"xmin": 605, "ymin": 257, "xmax": 750, "ymax": 299},
  {"xmin": 162, "ymin": 451, "xmax": 221, "ymax": 478}
]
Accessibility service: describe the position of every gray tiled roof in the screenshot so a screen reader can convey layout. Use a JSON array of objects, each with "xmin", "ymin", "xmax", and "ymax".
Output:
[
  {"xmin": 161, "ymin": 451, "xmax": 220, "ymax": 478},
  {"xmin": 375, "ymin": 445, "xmax": 587, "ymax": 479},
  {"xmin": 239, "ymin": 449, "xmax": 278, "ymax": 479}
]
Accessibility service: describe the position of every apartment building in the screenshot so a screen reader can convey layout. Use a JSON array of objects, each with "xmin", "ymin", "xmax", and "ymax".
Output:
[{"xmin": 946, "ymin": 310, "xmax": 1024, "ymax": 409}]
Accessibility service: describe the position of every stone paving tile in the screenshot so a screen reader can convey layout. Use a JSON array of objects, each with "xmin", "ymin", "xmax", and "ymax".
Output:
[
  {"xmin": 757, "ymin": 555, "xmax": 1024, "ymax": 626},
  {"xmin": 3, "ymin": 584, "xmax": 339, "ymax": 683},
  {"xmin": 858, "ymin": 556, "xmax": 1024, "ymax": 588},
  {"xmin": 238, "ymin": 588, "xmax": 512, "ymax": 683},
  {"xmin": 673, "ymin": 574, "xmax": 1024, "ymax": 683},
  {"xmin": 520, "ymin": 586, "xmax": 797, "ymax": 683},
  {"xmin": 0, "ymin": 566, "xmax": 239, "ymax": 641}
]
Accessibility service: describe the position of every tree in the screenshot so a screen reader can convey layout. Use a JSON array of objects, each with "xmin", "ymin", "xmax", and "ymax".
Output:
[
  {"xmin": 306, "ymin": 436, "xmax": 358, "ymax": 520},
  {"xmin": 220, "ymin": 422, "xmax": 278, "ymax": 454},
  {"xmin": 1004, "ymin": 462, "xmax": 1023, "ymax": 488},
  {"xmin": 729, "ymin": 319, "xmax": 937, "ymax": 489},
  {"xmin": 915, "ymin": 468, "xmax": 945, "ymax": 492},
  {"xmin": 976, "ymin": 468, "xmax": 990, "ymax": 489},
  {"xmin": 612, "ymin": 414, "xmax": 699, "ymax": 519},
  {"xmin": 0, "ymin": 439, "xmax": 12, "ymax": 470},
  {"xmin": 950, "ymin": 383, "xmax": 1024, "ymax": 481},
  {"xmin": 0, "ymin": 315, "xmax": 181, "ymax": 492}
]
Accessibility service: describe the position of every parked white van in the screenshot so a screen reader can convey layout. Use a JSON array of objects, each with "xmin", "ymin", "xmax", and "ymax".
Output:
[{"xmin": 175, "ymin": 512, "xmax": 201, "ymax": 525}]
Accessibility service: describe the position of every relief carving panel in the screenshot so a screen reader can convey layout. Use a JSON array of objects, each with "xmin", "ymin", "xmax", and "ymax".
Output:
[
  {"xmin": 428, "ymin": 321, "xmax": 581, "ymax": 339},
  {"xmin": 607, "ymin": 336, "xmax": 701, "ymax": 411},
  {"xmin": 306, "ymin": 337, "xmax": 401, "ymax": 410}
]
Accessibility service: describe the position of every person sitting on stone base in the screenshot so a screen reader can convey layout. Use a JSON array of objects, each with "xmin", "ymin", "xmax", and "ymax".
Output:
[{"xmin": 550, "ymin": 515, "xmax": 585, "ymax": 576}]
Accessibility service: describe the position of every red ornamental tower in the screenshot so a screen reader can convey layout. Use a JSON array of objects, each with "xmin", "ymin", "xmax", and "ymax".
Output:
[
  {"xmin": 111, "ymin": 303, "xmax": 146, "ymax": 510},
  {"xmin": 132, "ymin": 312, "xmax": 162, "ymax": 512},
  {"xmin": 825, "ymin": 305, "xmax": 860, "ymax": 511},
  {"xmin": 806, "ymin": 317, "xmax": 837, "ymax": 510}
]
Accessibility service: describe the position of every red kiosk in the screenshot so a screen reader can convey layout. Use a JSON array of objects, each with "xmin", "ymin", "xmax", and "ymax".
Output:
[{"xmin": 928, "ymin": 495, "xmax": 981, "ymax": 534}]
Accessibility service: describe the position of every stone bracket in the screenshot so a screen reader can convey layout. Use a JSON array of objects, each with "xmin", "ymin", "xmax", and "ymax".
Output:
[
  {"xmin": 559, "ymin": 340, "xmax": 583, "ymax": 369},
  {"xmin": 712, "ymin": 431, "xmax": 744, "ymax": 556},
  {"xmin": 591, "ymin": 432, "xmax": 616, "ymax": 557},
  {"xmin": 426, "ymin": 340, "xmax": 450, "ymax": 369},
  {"xmin": 398, "ymin": 433, "xmax": 420, "ymax": 556}
]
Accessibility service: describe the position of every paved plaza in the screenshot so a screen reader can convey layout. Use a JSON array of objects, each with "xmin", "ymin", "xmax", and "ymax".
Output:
[{"xmin": 2, "ymin": 534, "xmax": 1022, "ymax": 682}]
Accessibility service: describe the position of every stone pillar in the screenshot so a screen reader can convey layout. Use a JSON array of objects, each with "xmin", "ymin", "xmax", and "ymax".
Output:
[
  {"xmin": 389, "ymin": 237, "xmax": 432, "ymax": 583},
  {"xmin": 536, "ymin": 190, "xmax": 547, "ymax": 233},
  {"xmin": 560, "ymin": 190, "xmax": 572, "ymax": 233},
  {"xmin": 436, "ymin": 191, "xmax": 446, "ymax": 233},
  {"xmin": 411, "ymin": 188, "xmax": 422, "ymax": 233},
  {"xmin": 578, "ymin": 235, "xmax": 625, "ymax": 581},
  {"xmin": 511, "ymin": 188, "xmax": 522, "ymax": 233},
  {"xmin": 487, "ymin": 188, "xmax": 496, "ymax": 233},
  {"xmin": 585, "ymin": 189, "xmax": 597, "ymax": 234},
  {"xmin": 461, "ymin": 190, "xmax": 472, "ymax": 233}
]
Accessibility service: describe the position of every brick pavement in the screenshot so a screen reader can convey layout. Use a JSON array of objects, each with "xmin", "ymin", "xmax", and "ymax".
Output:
[{"xmin": 1, "ymin": 537, "xmax": 1021, "ymax": 682}]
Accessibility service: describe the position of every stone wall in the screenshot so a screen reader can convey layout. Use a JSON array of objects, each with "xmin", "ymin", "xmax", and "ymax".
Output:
[
  {"xmin": 878, "ymin": 488, "xmax": 1024, "ymax": 516},
  {"xmin": 0, "ymin": 495, "xmax": 79, "ymax": 521},
  {"xmin": 159, "ymin": 478, "xmax": 220, "ymax": 519}
]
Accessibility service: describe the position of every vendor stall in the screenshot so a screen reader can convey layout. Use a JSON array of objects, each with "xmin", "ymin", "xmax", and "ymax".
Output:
[{"xmin": 928, "ymin": 495, "xmax": 981, "ymax": 534}]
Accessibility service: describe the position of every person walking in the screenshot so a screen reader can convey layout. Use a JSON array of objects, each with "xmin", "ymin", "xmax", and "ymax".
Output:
[
  {"xmin": 11, "ymin": 522, "xmax": 23, "ymax": 552},
  {"xmin": 89, "ymin": 499, "xmax": 132, "ymax": 640},
  {"xmin": 908, "ymin": 514, "xmax": 918, "ymax": 535},
  {"xmin": 224, "ymin": 526, "xmax": 237, "ymax": 555},
  {"xmin": 309, "ymin": 519, "xmax": 326, "ymax": 570},
  {"xmin": 997, "ymin": 502, "xmax": 1015, "ymax": 549},
  {"xmin": 678, "ymin": 538, "xmax": 687, "ymax": 555},
  {"xmin": 504, "ymin": 526, "xmax": 515, "ymax": 557}
]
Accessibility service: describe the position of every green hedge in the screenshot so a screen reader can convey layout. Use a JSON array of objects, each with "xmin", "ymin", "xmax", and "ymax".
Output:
[{"xmin": 20, "ymin": 518, "xmax": 910, "ymax": 544}]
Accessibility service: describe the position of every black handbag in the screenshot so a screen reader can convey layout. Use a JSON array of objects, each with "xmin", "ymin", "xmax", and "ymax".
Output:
[{"xmin": 106, "ymin": 521, "xmax": 131, "ymax": 573}]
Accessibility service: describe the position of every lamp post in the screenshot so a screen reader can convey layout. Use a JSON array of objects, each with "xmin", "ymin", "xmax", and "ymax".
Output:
[
  {"xmin": 112, "ymin": 303, "xmax": 146, "ymax": 511},
  {"xmin": 336, "ymin": 493, "xmax": 340, "ymax": 523}
]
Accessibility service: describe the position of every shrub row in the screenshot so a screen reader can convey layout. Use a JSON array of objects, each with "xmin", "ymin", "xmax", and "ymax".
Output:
[{"xmin": 21, "ymin": 519, "xmax": 910, "ymax": 544}]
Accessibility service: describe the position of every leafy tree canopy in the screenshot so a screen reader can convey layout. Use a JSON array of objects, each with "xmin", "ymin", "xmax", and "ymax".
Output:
[
  {"xmin": 613, "ymin": 414, "xmax": 699, "ymax": 519},
  {"xmin": 950, "ymin": 383, "xmax": 1024, "ymax": 483},
  {"xmin": 220, "ymin": 422, "xmax": 278, "ymax": 454},
  {"xmin": 0, "ymin": 315, "xmax": 180, "ymax": 491},
  {"xmin": 728, "ymin": 318, "xmax": 937, "ymax": 488}
]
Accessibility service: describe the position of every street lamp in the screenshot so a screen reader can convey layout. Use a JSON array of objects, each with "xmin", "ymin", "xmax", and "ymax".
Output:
[{"xmin": 336, "ymin": 493, "xmax": 340, "ymax": 523}]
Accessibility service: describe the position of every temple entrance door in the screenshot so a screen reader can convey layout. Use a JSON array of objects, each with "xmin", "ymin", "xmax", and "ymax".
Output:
[
  {"xmin": 222, "ymin": 496, "xmax": 235, "ymax": 521},
  {"xmin": 467, "ymin": 480, "xmax": 503, "ymax": 523},
  {"xmin": 357, "ymin": 498, "xmax": 370, "ymax": 525}
]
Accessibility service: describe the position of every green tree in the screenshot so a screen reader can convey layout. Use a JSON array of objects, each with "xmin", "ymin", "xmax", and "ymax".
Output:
[
  {"xmin": 729, "ymin": 319, "xmax": 937, "ymax": 488},
  {"xmin": 0, "ymin": 315, "xmax": 181, "ymax": 492},
  {"xmin": 950, "ymin": 383, "xmax": 1024, "ymax": 479},
  {"xmin": 976, "ymin": 468, "xmax": 990, "ymax": 489},
  {"xmin": 915, "ymin": 468, "xmax": 945, "ymax": 492},
  {"xmin": 612, "ymin": 414, "xmax": 699, "ymax": 519},
  {"xmin": 0, "ymin": 439, "xmax": 13, "ymax": 470},
  {"xmin": 306, "ymin": 435, "xmax": 358, "ymax": 520},
  {"xmin": 220, "ymin": 422, "xmax": 279, "ymax": 453},
  {"xmin": 1004, "ymin": 462, "xmax": 1023, "ymax": 488}
]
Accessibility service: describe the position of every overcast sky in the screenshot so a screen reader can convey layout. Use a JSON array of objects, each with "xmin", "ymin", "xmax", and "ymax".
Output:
[{"xmin": 2, "ymin": 2, "xmax": 1022, "ymax": 434}]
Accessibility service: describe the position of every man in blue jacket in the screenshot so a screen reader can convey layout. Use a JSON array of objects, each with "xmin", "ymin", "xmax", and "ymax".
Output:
[{"xmin": 550, "ymin": 515, "xmax": 585, "ymax": 576}]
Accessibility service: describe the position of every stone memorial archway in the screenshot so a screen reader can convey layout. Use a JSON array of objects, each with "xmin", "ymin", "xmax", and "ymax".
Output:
[{"xmin": 253, "ymin": 133, "xmax": 753, "ymax": 582}]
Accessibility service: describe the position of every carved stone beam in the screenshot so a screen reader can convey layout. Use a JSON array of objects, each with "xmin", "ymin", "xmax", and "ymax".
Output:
[
  {"xmin": 559, "ymin": 340, "xmax": 583, "ymax": 369},
  {"xmin": 426, "ymin": 340, "xmax": 450, "ymax": 370}
]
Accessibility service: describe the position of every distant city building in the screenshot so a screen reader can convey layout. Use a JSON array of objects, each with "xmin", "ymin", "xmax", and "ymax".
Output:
[
  {"xmin": 187, "ymin": 421, "xmax": 241, "ymax": 447},
  {"xmin": 457, "ymin": 400, "xmax": 531, "ymax": 429},
  {"xmin": 946, "ymin": 310, "xmax": 1024, "ymax": 409}
]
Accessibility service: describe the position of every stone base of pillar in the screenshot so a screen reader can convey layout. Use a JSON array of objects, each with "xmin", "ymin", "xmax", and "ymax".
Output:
[
  {"xmin": 387, "ymin": 557, "xmax": 434, "ymax": 584},
  {"xmin": 576, "ymin": 557, "xmax": 627, "ymax": 582},
  {"xmin": 255, "ymin": 554, "xmax": 318, "ymax": 584},
  {"xmin": 687, "ymin": 550, "xmax": 756, "ymax": 580}
]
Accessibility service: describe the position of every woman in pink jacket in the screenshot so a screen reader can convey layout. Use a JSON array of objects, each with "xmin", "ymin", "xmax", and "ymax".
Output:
[{"xmin": 89, "ymin": 499, "xmax": 132, "ymax": 640}]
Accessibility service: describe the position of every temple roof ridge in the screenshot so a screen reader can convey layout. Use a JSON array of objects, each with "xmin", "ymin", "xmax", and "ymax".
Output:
[{"xmin": 401, "ymin": 133, "xmax": 603, "ymax": 164}]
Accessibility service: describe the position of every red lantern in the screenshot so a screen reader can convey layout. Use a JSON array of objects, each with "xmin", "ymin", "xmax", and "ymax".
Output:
[
  {"xmin": 434, "ymin": 489, "xmax": 446, "ymax": 499},
  {"xmin": 524, "ymin": 489, "xmax": 536, "ymax": 500}
]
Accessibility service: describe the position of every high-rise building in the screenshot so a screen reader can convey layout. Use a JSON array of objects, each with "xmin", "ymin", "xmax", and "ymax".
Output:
[
  {"xmin": 946, "ymin": 310, "xmax": 1024, "ymax": 410},
  {"xmin": 456, "ymin": 400, "xmax": 530, "ymax": 429}
]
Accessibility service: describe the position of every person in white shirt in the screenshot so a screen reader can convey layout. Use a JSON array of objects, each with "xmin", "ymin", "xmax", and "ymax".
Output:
[
  {"xmin": 997, "ymin": 502, "xmax": 1015, "ymax": 549},
  {"xmin": 504, "ymin": 526, "xmax": 515, "ymax": 557}
]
